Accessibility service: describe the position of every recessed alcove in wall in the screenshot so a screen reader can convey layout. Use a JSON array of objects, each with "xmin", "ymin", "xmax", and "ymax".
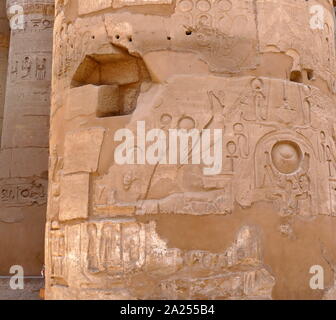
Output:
[
  {"xmin": 289, "ymin": 70, "xmax": 303, "ymax": 83},
  {"xmin": 71, "ymin": 53, "xmax": 151, "ymax": 117}
]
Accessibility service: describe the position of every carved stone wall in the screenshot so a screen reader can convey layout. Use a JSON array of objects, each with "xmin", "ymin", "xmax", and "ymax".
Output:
[
  {"xmin": 47, "ymin": 0, "xmax": 336, "ymax": 299},
  {"xmin": 0, "ymin": 0, "xmax": 54, "ymax": 275}
]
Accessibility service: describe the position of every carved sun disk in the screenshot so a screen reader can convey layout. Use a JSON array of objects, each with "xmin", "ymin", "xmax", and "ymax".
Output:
[{"xmin": 271, "ymin": 140, "xmax": 303, "ymax": 174}]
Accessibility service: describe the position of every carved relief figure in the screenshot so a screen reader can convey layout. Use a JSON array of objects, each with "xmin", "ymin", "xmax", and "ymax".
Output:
[
  {"xmin": 36, "ymin": 57, "xmax": 47, "ymax": 80},
  {"xmin": 252, "ymin": 78, "xmax": 267, "ymax": 121},
  {"xmin": 21, "ymin": 56, "xmax": 32, "ymax": 79}
]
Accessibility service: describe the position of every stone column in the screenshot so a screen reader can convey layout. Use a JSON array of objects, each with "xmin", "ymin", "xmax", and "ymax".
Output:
[
  {"xmin": 47, "ymin": 0, "xmax": 336, "ymax": 300},
  {"xmin": 0, "ymin": 1, "xmax": 9, "ymax": 140},
  {"xmin": 0, "ymin": 0, "xmax": 54, "ymax": 276}
]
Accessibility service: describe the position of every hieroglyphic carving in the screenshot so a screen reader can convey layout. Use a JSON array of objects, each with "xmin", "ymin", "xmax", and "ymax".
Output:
[
  {"xmin": 50, "ymin": 221, "xmax": 67, "ymax": 285},
  {"xmin": 233, "ymin": 122, "xmax": 249, "ymax": 158},
  {"xmin": 54, "ymin": 18, "xmax": 93, "ymax": 79},
  {"xmin": 87, "ymin": 76, "xmax": 336, "ymax": 219},
  {"xmin": 78, "ymin": 222, "xmax": 274, "ymax": 299},
  {"xmin": 255, "ymin": 133, "xmax": 317, "ymax": 216},
  {"xmin": 10, "ymin": 54, "xmax": 50, "ymax": 81},
  {"xmin": 36, "ymin": 56, "xmax": 47, "ymax": 80},
  {"xmin": 253, "ymin": 78, "xmax": 268, "ymax": 120},
  {"xmin": 21, "ymin": 56, "xmax": 32, "ymax": 79},
  {"xmin": 0, "ymin": 179, "xmax": 47, "ymax": 206},
  {"xmin": 172, "ymin": 0, "xmax": 257, "ymax": 72},
  {"xmin": 30, "ymin": 17, "xmax": 53, "ymax": 31},
  {"xmin": 48, "ymin": 0, "xmax": 336, "ymax": 300},
  {"xmin": 136, "ymin": 189, "xmax": 233, "ymax": 215},
  {"xmin": 85, "ymin": 221, "xmax": 146, "ymax": 276}
]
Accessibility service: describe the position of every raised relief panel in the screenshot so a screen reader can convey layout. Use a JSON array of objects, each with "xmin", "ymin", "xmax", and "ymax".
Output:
[
  {"xmin": 63, "ymin": 127, "xmax": 105, "ymax": 174},
  {"xmin": 29, "ymin": 17, "xmax": 53, "ymax": 31},
  {"xmin": 99, "ymin": 223, "xmax": 123, "ymax": 275},
  {"xmin": 83, "ymin": 221, "xmax": 146, "ymax": 277},
  {"xmin": 136, "ymin": 189, "xmax": 233, "ymax": 215},
  {"xmin": 59, "ymin": 173, "xmax": 90, "ymax": 221},
  {"xmin": 71, "ymin": 221, "xmax": 275, "ymax": 299},
  {"xmin": 21, "ymin": 56, "xmax": 32, "ymax": 80},
  {"xmin": 36, "ymin": 56, "xmax": 47, "ymax": 80},
  {"xmin": 255, "ymin": 132, "xmax": 318, "ymax": 216},
  {"xmin": 122, "ymin": 223, "xmax": 146, "ymax": 273}
]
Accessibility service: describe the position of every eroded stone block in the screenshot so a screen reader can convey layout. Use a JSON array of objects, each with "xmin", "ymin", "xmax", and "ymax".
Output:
[
  {"xmin": 66, "ymin": 84, "xmax": 119, "ymax": 119},
  {"xmin": 64, "ymin": 127, "xmax": 105, "ymax": 174},
  {"xmin": 59, "ymin": 173, "xmax": 90, "ymax": 221}
]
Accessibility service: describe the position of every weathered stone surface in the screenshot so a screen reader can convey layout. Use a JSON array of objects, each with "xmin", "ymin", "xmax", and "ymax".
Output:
[
  {"xmin": 0, "ymin": 0, "xmax": 54, "ymax": 276},
  {"xmin": 59, "ymin": 173, "xmax": 89, "ymax": 221},
  {"xmin": 66, "ymin": 85, "xmax": 119, "ymax": 119},
  {"xmin": 63, "ymin": 127, "xmax": 105, "ymax": 174},
  {"xmin": 78, "ymin": 0, "xmax": 112, "ymax": 15},
  {"xmin": 46, "ymin": 0, "xmax": 336, "ymax": 300}
]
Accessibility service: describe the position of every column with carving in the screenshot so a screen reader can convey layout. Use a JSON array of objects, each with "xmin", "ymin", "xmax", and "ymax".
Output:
[
  {"xmin": 47, "ymin": 0, "xmax": 336, "ymax": 300},
  {"xmin": 0, "ymin": 0, "xmax": 54, "ymax": 276}
]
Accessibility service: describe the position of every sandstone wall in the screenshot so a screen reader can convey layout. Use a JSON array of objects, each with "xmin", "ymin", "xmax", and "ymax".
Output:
[
  {"xmin": 0, "ymin": 0, "xmax": 54, "ymax": 275},
  {"xmin": 47, "ymin": 0, "xmax": 336, "ymax": 299}
]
